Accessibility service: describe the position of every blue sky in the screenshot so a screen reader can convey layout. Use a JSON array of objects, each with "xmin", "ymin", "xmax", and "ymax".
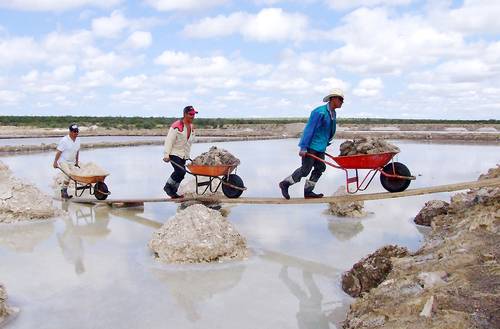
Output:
[{"xmin": 0, "ymin": 0, "xmax": 499, "ymax": 119}]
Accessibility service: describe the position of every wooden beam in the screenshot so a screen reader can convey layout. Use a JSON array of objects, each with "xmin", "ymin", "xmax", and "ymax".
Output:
[{"xmin": 70, "ymin": 177, "xmax": 500, "ymax": 205}]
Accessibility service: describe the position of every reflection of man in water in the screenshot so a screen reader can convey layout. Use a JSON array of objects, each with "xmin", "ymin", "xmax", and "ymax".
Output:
[
  {"xmin": 279, "ymin": 266, "xmax": 330, "ymax": 329},
  {"xmin": 57, "ymin": 217, "xmax": 85, "ymax": 275}
]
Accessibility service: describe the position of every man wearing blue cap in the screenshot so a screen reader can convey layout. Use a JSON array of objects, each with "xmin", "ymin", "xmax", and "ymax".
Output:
[{"xmin": 53, "ymin": 123, "xmax": 81, "ymax": 199}]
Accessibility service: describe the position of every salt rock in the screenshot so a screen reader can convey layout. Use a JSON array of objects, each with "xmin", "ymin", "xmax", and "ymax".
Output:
[
  {"xmin": 419, "ymin": 295, "xmax": 436, "ymax": 318},
  {"xmin": 339, "ymin": 138, "xmax": 400, "ymax": 156},
  {"xmin": 0, "ymin": 283, "xmax": 19, "ymax": 326},
  {"xmin": 0, "ymin": 160, "xmax": 58, "ymax": 223},
  {"xmin": 417, "ymin": 271, "xmax": 447, "ymax": 288},
  {"xmin": 149, "ymin": 204, "xmax": 248, "ymax": 264},
  {"xmin": 191, "ymin": 146, "xmax": 240, "ymax": 166},
  {"xmin": 328, "ymin": 186, "xmax": 367, "ymax": 218},
  {"xmin": 413, "ymin": 200, "xmax": 449, "ymax": 226},
  {"xmin": 341, "ymin": 245, "xmax": 409, "ymax": 297}
]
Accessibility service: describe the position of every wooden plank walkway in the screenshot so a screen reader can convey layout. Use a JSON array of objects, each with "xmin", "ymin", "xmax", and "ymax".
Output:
[{"xmin": 70, "ymin": 177, "xmax": 500, "ymax": 206}]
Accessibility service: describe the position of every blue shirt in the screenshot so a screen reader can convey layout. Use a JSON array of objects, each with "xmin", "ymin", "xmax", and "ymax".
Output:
[{"xmin": 299, "ymin": 104, "xmax": 336, "ymax": 153}]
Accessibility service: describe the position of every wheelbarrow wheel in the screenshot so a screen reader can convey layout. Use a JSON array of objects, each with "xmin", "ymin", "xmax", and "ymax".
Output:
[
  {"xmin": 222, "ymin": 174, "xmax": 244, "ymax": 198},
  {"xmin": 380, "ymin": 162, "xmax": 411, "ymax": 193},
  {"xmin": 94, "ymin": 182, "xmax": 109, "ymax": 200}
]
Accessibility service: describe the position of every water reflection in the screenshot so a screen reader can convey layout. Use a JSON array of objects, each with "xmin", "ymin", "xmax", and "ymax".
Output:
[
  {"xmin": 279, "ymin": 267, "xmax": 331, "ymax": 329},
  {"xmin": 57, "ymin": 203, "xmax": 111, "ymax": 274},
  {"xmin": 153, "ymin": 265, "xmax": 246, "ymax": 322},
  {"xmin": 327, "ymin": 219, "xmax": 364, "ymax": 242},
  {"xmin": 0, "ymin": 220, "xmax": 54, "ymax": 252},
  {"xmin": 0, "ymin": 139, "xmax": 497, "ymax": 329}
]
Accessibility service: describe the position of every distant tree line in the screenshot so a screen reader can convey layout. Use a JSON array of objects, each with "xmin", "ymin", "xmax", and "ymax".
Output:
[{"xmin": 0, "ymin": 116, "xmax": 497, "ymax": 129}]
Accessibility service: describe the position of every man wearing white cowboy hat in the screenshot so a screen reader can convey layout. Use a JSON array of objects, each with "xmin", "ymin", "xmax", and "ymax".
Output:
[{"xmin": 279, "ymin": 88, "xmax": 344, "ymax": 199}]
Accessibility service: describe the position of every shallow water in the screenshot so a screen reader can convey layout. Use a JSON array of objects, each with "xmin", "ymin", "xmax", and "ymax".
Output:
[{"xmin": 0, "ymin": 139, "xmax": 498, "ymax": 329}]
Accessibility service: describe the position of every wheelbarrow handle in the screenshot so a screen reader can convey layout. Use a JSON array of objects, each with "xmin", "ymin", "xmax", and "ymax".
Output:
[
  {"xmin": 305, "ymin": 152, "xmax": 341, "ymax": 169},
  {"xmin": 57, "ymin": 166, "xmax": 72, "ymax": 179},
  {"xmin": 169, "ymin": 158, "xmax": 190, "ymax": 174}
]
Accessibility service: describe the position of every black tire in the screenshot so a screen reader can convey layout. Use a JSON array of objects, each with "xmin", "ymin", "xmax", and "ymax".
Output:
[
  {"xmin": 94, "ymin": 182, "xmax": 109, "ymax": 200},
  {"xmin": 222, "ymin": 174, "xmax": 245, "ymax": 198},
  {"xmin": 380, "ymin": 162, "xmax": 411, "ymax": 193}
]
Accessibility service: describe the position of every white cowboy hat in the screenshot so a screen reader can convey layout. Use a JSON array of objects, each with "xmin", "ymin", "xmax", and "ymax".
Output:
[{"xmin": 323, "ymin": 88, "xmax": 344, "ymax": 102}]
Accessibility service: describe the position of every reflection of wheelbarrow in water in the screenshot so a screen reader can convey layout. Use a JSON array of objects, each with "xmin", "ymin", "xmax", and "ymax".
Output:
[
  {"xmin": 306, "ymin": 151, "xmax": 416, "ymax": 194},
  {"xmin": 58, "ymin": 167, "xmax": 111, "ymax": 200},
  {"xmin": 171, "ymin": 161, "xmax": 246, "ymax": 198}
]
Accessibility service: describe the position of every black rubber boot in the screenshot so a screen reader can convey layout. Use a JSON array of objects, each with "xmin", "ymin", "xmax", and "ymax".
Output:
[
  {"xmin": 304, "ymin": 179, "xmax": 323, "ymax": 199},
  {"xmin": 304, "ymin": 191, "xmax": 324, "ymax": 199},
  {"xmin": 163, "ymin": 179, "xmax": 183, "ymax": 199},
  {"xmin": 61, "ymin": 188, "xmax": 72, "ymax": 200},
  {"xmin": 279, "ymin": 181, "xmax": 291, "ymax": 200},
  {"xmin": 163, "ymin": 183, "xmax": 182, "ymax": 199}
]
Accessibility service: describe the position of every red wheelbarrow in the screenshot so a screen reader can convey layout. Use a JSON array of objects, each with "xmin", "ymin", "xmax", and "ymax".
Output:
[
  {"xmin": 170, "ymin": 161, "xmax": 246, "ymax": 198},
  {"xmin": 306, "ymin": 152, "xmax": 415, "ymax": 194}
]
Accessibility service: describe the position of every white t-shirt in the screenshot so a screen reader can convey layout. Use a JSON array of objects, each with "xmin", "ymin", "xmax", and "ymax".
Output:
[{"xmin": 57, "ymin": 135, "xmax": 81, "ymax": 164}]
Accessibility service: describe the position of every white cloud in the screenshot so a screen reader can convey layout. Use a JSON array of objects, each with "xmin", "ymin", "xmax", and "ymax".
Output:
[
  {"xmin": 183, "ymin": 12, "xmax": 246, "ymax": 38},
  {"xmin": 0, "ymin": 0, "xmax": 121, "ymax": 11},
  {"xmin": 51, "ymin": 65, "xmax": 76, "ymax": 80},
  {"xmin": 116, "ymin": 74, "xmax": 147, "ymax": 89},
  {"xmin": 0, "ymin": 37, "xmax": 46, "ymax": 66},
  {"xmin": 0, "ymin": 90, "xmax": 23, "ymax": 104},
  {"xmin": 435, "ymin": 59, "xmax": 494, "ymax": 83},
  {"xmin": 353, "ymin": 78, "xmax": 383, "ymax": 97},
  {"xmin": 124, "ymin": 31, "xmax": 152, "ymax": 49},
  {"xmin": 144, "ymin": 0, "xmax": 227, "ymax": 11},
  {"xmin": 154, "ymin": 51, "xmax": 191, "ymax": 66},
  {"xmin": 21, "ymin": 70, "xmax": 40, "ymax": 83},
  {"xmin": 326, "ymin": 0, "xmax": 412, "ymax": 10},
  {"xmin": 445, "ymin": 0, "xmax": 500, "ymax": 34},
  {"xmin": 184, "ymin": 8, "xmax": 309, "ymax": 42},
  {"xmin": 326, "ymin": 7, "xmax": 465, "ymax": 74},
  {"xmin": 91, "ymin": 10, "xmax": 128, "ymax": 38},
  {"xmin": 81, "ymin": 51, "xmax": 134, "ymax": 72},
  {"xmin": 79, "ymin": 70, "xmax": 114, "ymax": 88}
]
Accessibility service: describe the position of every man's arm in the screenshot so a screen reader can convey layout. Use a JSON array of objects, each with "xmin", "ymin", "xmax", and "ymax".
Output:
[
  {"xmin": 298, "ymin": 110, "xmax": 322, "ymax": 156},
  {"xmin": 75, "ymin": 151, "xmax": 80, "ymax": 167},
  {"xmin": 163, "ymin": 127, "xmax": 176, "ymax": 162},
  {"xmin": 53, "ymin": 150, "xmax": 62, "ymax": 168}
]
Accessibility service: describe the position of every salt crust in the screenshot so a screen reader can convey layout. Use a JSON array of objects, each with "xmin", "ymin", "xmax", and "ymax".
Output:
[
  {"xmin": 149, "ymin": 204, "xmax": 248, "ymax": 264},
  {"xmin": 0, "ymin": 160, "xmax": 58, "ymax": 223}
]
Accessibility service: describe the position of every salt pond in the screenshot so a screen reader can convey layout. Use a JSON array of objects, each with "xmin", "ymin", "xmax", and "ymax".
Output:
[{"xmin": 0, "ymin": 139, "xmax": 498, "ymax": 329}]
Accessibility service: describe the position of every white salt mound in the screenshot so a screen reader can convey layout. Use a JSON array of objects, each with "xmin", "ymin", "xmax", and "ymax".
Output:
[
  {"xmin": 149, "ymin": 204, "xmax": 248, "ymax": 263},
  {"xmin": 191, "ymin": 146, "xmax": 240, "ymax": 166},
  {"xmin": 328, "ymin": 186, "xmax": 368, "ymax": 218},
  {"xmin": 0, "ymin": 160, "xmax": 58, "ymax": 223},
  {"xmin": 70, "ymin": 162, "xmax": 108, "ymax": 177}
]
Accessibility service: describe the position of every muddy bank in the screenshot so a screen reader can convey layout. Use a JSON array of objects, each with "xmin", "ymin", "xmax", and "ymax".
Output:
[
  {"xmin": 342, "ymin": 166, "xmax": 500, "ymax": 328},
  {"xmin": 0, "ymin": 161, "xmax": 59, "ymax": 223}
]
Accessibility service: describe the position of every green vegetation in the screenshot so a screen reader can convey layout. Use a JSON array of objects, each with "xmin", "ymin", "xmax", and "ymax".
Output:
[{"xmin": 0, "ymin": 116, "xmax": 498, "ymax": 129}]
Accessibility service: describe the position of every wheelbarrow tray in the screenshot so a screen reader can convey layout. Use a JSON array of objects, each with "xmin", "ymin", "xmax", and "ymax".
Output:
[
  {"xmin": 332, "ymin": 152, "xmax": 397, "ymax": 169},
  {"xmin": 70, "ymin": 174, "xmax": 108, "ymax": 184},
  {"xmin": 187, "ymin": 164, "xmax": 236, "ymax": 176}
]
